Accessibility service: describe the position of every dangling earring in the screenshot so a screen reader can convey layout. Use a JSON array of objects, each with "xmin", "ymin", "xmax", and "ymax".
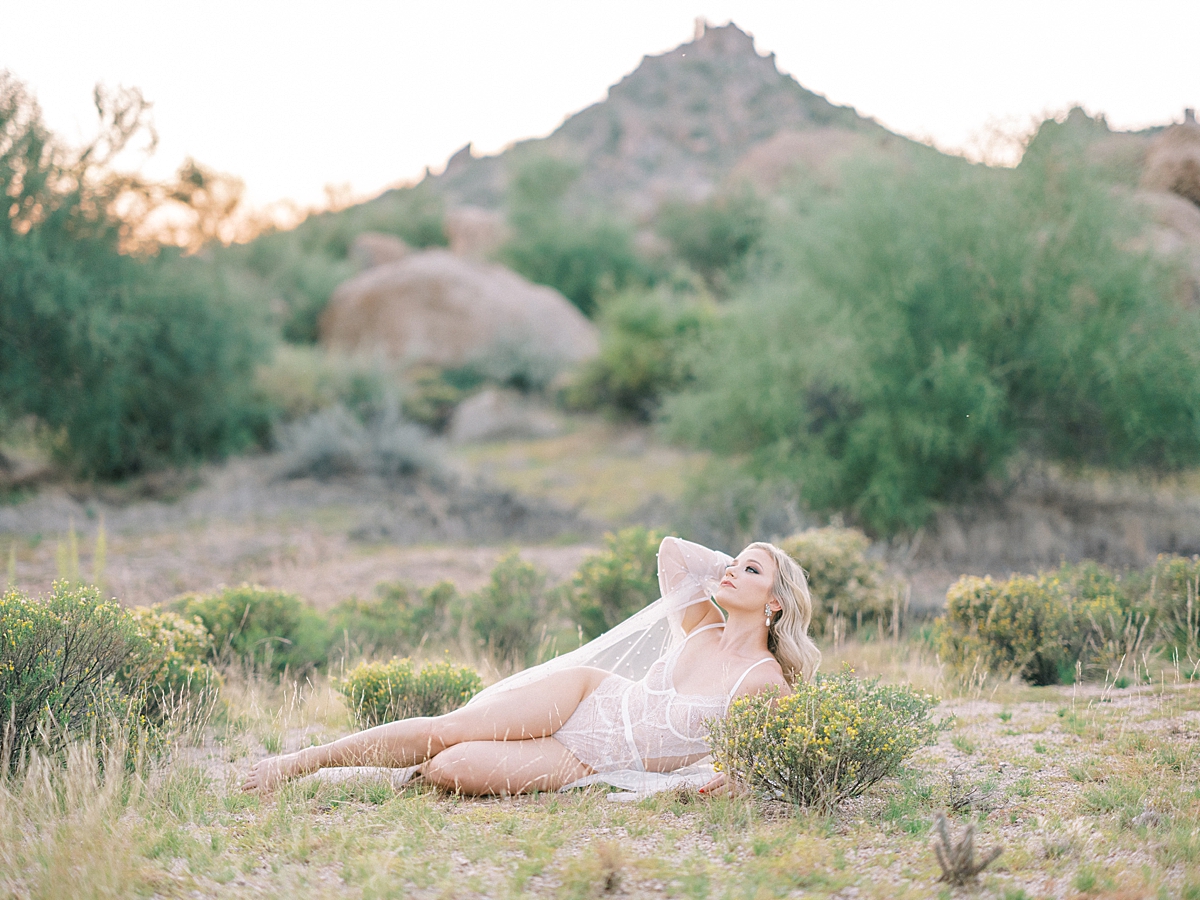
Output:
[{"xmin": 764, "ymin": 603, "xmax": 773, "ymax": 628}]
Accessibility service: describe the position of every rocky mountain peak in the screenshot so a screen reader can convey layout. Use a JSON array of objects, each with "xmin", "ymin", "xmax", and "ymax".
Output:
[{"xmin": 409, "ymin": 21, "xmax": 892, "ymax": 214}]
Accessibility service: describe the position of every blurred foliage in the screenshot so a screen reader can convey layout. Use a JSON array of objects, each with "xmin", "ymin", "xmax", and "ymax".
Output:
[
  {"xmin": 657, "ymin": 185, "xmax": 766, "ymax": 293},
  {"xmin": 498, "ymin": 157, "xmax": 651, "ymax": 316},
  {"xmin": 338, "ymin": 657, "xmax": 482, "ymax": 728},
  {"xmin": 327, "ymin": 581, "xmax": 460, "ymax": 662},
  {"xmin": 664, "ymin": 152, "xmax": 1200, "ymax": 534},
  {"xmin": 254, "ymin": 345, "xmax": 399, "ymax": 425},
  {"xmin": 170, "ymin": 585, "xmax": 329, "ymax": 676},
  {"xmin": 778, "ymin": 527, "xmax": 896, "ymax": 638},
  {"xmin": 569, "ymin": 527, "xmax": 664, "ymax": 641},
  {"xmin": 567, "ymin": 288, "xmax": 712, "ymax": 421},
  {"xmin": 0, "ymin": 74, "xmax": 270, "ymax": 478},
  {"xmin": 938, "ymin": 559, "xmax": 1155, "ymax": 686},
  {"xmin": 1147, "ymin": 553, "xmax": 1200, "ymax": 659},
  {"xmin": 466, "ymin": 551, "xmax": 559, "ymax": 667}
]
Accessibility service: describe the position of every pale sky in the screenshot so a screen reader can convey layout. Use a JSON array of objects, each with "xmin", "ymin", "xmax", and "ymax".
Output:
[{"xmin": 1, "ymin": 1, "xmax": 1196, "ymax": 210}]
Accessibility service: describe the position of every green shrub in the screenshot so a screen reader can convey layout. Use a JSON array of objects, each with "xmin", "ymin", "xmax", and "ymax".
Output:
[
  {"xmin": 118, "ymin": 607, "xmax": 220, "ymax": 724},
  {"xmin": 567, "ymin": 289, "xmax": 711, "ymax": 421},
  {"xmin": 657, "ymin": 185, "xmax": 766, "ymax": 292},
  {"xmin": 570, "ymin": 527, "xmax": 664, "ymax": 640},
  {"xmin": 0, "ymin": 583, "xmax": 143, "ymax": 765},
  {"xmin": 1147, "ymin": 554, "xmax": 1200, "ymax": 657},
  {"xmin": 663, "ymin": 151, "xmax": 1200, "ymax": 534},
  {"xmin": 777, "ymin": 527, "xmax": 894, "ymax": 638},
  {"xmin": 499, "ymin": 157, "xmax": 650, "ymax": 316},
  {"xmin": 254, "ymin": 345, "xmax": 400, "ymax": 424},
  {"xmin": 327, "ymin": 580, "xmax": 460, "ymax": 661},
  {"xmin": 467, "ymin": 553, "xmax": 556, "ymax": 666},
  {"xmin": 940, "ymin": 575, "xmax": 1074, "ymax": 686},
  {"xmin": 170, "ymin": 585, "xmax": 330, "ymax": 676},
  {"xmin": 708, "ymin": 671, "xmax": 945, "ymax": 810},
  {"xmin": 337, "ymin": 657, "xmax": 482, "ymax": 727},
  {"xmin": 938, "ymin": 563, "xmax": 1146, "ymax": 685},
  {"xmin": 0, "ymin": 75, "xmax": 271, "ymax": 478},
  {"xmin": 400, "ymin": 366, "xmax": 470, "ymax": 432}
]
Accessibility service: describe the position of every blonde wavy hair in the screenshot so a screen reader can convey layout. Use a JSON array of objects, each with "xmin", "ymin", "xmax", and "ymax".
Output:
[{"xmin": 747, "ymin": 541, "xmax": 821, "ymax": 686}]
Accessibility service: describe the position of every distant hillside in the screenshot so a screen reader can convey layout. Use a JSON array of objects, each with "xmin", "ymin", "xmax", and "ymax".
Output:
[{"xmin": 386, "ymin": 22, "xmax": 914, "ymax": 216}]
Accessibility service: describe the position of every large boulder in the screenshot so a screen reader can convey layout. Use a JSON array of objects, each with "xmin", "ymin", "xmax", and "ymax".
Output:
[{"xmin": 318, "ymin": 249, "xmax": 599, "ymax": 374}]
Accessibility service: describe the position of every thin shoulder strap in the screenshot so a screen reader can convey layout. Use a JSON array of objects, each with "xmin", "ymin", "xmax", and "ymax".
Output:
[{"xmin": 727, "ymin": 657, "xmax": 776, "ymax": 700}]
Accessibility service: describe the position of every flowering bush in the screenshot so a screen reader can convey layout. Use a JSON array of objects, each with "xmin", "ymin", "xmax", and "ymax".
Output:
[
  {"xmin": 0, "ymin": 583, "xmax": 143, "ymax": 766},
  {"xmin": 938, "ymin": 562, "xmax": 1147, "ymax": 685},
  {"xmin": 777, "ymin": 527, "xmax": 896, "ymax": 637},
  {"xmin": 338, "ymin": 657, "xmax": 483, "ymax": 728},
  {"xmin": 118, "ymin": 607, "xmax": 220, "ymax": 724},
  {"xmin": 707, "ymin": 670, "xmax": 945, "ymax": 810}
]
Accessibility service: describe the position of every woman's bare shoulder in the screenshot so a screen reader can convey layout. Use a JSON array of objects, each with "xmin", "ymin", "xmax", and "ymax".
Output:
[{"xmin": 734, "ymin": 658, "xmax": 789, "ymax": 699}]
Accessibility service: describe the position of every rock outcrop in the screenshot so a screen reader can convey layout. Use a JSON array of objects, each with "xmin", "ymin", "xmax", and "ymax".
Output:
[
  {"xmin": 318, "ymin": 249, "xmax": 599, "ymax": 372},
  {"xmin": 349, "ymin": 232, "xmax": 412, "ymax": 269},
  {"xmin": 1141, "ymin": 110, "xmax": 1200, "ymax": 207}
]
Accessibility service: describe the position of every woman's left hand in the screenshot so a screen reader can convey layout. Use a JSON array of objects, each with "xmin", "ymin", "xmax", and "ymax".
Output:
[{"xmin": 698, "ymin": 772, "xmax": 730, "ymax": 796}]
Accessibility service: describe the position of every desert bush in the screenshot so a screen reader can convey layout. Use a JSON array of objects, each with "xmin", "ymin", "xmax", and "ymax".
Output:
[
  {"xmin": 568, "ymin": 288, "xmax": 712, "ymax": 421},
  {"xmin": 467, "ymin": 552, "xmax": 557, "ymax": 666},
  {"xmin": 401, "ymin": 366, "xmax": 471, "ymax": 432},
  {"xmin": 663, "ymin": 151, "xmax": 1200, "ymax": 534},
  {"xmin": 118, "ymin": 607, "xmax": 220, "ymax": 725},
  {"xmin": 327, "ymin": 580, "xmax": 460, "ymax": 661},
  {"xmin": 657, "ymin": 185, "xmax": 766, "ymax": 292},
  {"xmin": 275, "ymin": 403, "xmax": 436, "ymax": 480},
  {"xmin": 337, "ymin": 657, "xmax": 482, "ymax": 727},
  {"xmin": 0, "ymin": 75, "xmax": 271, "ymax": 478},
  {"xmin": 778, "ymin": 527, "xmax": 894, "ymax": 638},
  {"xmin": 255, "ymin": 344, "xmax": 401, "ymax": 424},
  {"xmin": 570, "ymin": 527, "xmax": 664, "ymax": 641},
  {"xmin": 1147, "ymin": 554, "xmax": 1200, "ymax": 658},
  {"xmin": 940, "ymin": 575, "xmax": 1075, "ymax": 686},
  {"xmin": 170, "ymin": 585, "xmax": 329, "ymax": 676},
  {"xmin": 499, "ymin": 157, "xmax": 650, "ymax": 316},
  {"xmin": 938, "ymin": 563, "xmax": 1146, "ymax": 685},
  {"xmin": 0, "ymin": 583, "xmax": 143, "ymax": 765},
  {"xmin": 708, "ymin": 671, "xmax": 944, "ymax": 809}
]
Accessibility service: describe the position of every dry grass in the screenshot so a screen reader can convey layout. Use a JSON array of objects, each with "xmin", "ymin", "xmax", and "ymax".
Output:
[{"xmin": 3, "ymin": 640, "xmax": 1200, "ymax": 899}]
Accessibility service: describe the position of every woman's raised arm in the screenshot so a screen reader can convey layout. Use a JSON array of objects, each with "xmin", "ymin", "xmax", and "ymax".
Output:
[{"xmin": 657, "ymin": 536, "xmax": 732, "ymax": 634}]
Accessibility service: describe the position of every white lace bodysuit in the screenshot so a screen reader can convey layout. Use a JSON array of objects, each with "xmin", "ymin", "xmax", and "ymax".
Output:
[{"xmin": 552, "ymin": 622, "xmax": 774, "ymax": 774}]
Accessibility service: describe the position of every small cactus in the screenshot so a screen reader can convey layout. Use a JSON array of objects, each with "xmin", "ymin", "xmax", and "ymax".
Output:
[{"xmin": 931, "ymin": 811, "xmax": 1003, "ymax": 885}]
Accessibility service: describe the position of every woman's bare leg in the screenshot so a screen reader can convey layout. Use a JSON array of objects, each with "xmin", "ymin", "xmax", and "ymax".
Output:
[
  {"xmin": 242, "ymin": 666, "xmax": 609, "ymax": 791},
  {"xmin": 421, "ymin": 738, "xmax": 592, "ymax": 796}
]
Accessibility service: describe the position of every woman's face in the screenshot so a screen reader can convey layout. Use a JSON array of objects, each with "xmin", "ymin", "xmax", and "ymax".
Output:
[{"xmin": 714, "ymin": 546, "xmax": 777, "ymax": 614}]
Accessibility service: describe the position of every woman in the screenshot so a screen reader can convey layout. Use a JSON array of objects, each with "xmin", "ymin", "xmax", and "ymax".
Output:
[{"xmin": 243, "ymin": 537, "xmax": 820, "ymax": 795}]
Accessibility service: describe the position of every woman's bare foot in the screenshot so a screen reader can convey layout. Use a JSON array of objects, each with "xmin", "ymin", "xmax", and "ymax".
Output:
[{"xmin": 242, "ymin": 751, "xmax": 315, "ymax": 792}]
